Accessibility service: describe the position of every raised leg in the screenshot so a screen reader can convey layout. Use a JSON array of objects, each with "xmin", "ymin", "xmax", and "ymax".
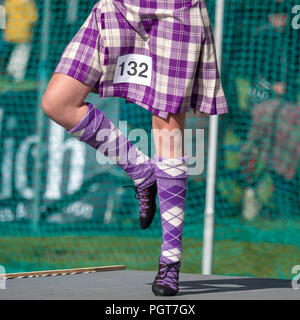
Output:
[{"xmin": 42, "ymin": 73, "xmax": 156, "ymax": 228}]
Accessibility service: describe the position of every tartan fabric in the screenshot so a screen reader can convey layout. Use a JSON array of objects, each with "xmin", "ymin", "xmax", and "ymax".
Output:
[{"xmin": 55, "ymin": 0, "xmax": 228, "ymax": 119}]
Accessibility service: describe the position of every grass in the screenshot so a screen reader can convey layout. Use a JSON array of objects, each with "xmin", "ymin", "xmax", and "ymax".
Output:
[
  {"xmin": 0, "ymin": 78, "xmax": 38, "ymax": 93},
  {"xmin": 1, "ymin": 234, "xmax": 300, "ymax": 280}
]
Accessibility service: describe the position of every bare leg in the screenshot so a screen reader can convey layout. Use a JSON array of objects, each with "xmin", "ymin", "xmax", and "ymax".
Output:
[
  {"xmin": 42, "ymin": 73, "xmax": 91, "ymax": 130},
  {"xmin": 152, "ymin": 113, "xmax": 186, "ymax": 159}
]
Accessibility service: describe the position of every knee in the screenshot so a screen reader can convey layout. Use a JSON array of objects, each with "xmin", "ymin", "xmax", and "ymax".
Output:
[
  {"xmin": 41, "ymin": 90, "xmax": 53, "ymax": 118},
  {"xmin": 42, "ymin": 86, "xmax": 70, "ymax": 121},
  {"xmin": 42, "ymin": 84, "xmax": 64, "ymax": 120}
]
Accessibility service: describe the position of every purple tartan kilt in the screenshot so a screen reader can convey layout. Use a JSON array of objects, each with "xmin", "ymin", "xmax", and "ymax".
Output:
[{"xmin": 55, "ymin": 0, "xmax": 228, "ymax": 119}]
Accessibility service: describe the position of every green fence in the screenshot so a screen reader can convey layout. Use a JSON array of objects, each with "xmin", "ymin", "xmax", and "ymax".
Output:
[{"xmin": 0, "ymin": 0, "xmax": 299, "ymax": 279}]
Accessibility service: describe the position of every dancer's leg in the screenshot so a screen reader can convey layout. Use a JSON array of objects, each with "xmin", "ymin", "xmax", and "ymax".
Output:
[
  {"xmin": 42, "ymin": 74, "xmax": 156, "ymax": 228},
  {"xmin": 42, "ymin": 73, "xmax": 91, "ymax": 130},
  {"xmin": 152, "ymin": 113, "xmax": 188, "ymax": 296}
]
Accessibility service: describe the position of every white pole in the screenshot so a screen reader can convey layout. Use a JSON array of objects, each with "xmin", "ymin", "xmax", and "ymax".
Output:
[
  {"xmin": 202, "ymin": 0, "xmax": 225, "ymax": 275},
  {"xmin": 32, "ymin": 0, "xmax": 51, "ymax": 233}
]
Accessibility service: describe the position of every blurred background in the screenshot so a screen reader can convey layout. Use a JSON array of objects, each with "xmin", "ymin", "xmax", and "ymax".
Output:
[{"xmin": 0, "ymin": 0, "xmax": 299, "ymax": 279}]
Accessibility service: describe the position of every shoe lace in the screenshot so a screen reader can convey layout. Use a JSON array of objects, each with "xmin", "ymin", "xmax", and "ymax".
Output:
[
  {"xmin": 155, "ymin": 262, "xmax": 180, "ymax": 286},
  {"xmin": 123, "ymin": 184, "xmax": 151, "ymax": 215}
]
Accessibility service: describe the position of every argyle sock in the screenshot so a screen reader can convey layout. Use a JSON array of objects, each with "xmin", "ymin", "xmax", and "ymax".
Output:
[
  {"xmin": 68, "ymin": 103, "xmax": 155, "ymax": 188},
  {"xmin": 154, "ymin": 154, "xmax": 188, "ymax": 264}
]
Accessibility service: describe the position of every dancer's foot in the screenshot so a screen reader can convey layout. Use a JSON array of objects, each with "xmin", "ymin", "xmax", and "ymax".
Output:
[
  {"xmin": 152, "ymin": 259, "xmax": 180, "ymax": 296},
  {"xmin": 125, "ymin": 181, "xmax": 157, "ymax": 230}
]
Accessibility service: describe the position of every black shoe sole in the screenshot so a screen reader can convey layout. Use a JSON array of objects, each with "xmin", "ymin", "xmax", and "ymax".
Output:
[{"xmin": 152, "ymin": 284, "xmax": 178, "ymax": 296}]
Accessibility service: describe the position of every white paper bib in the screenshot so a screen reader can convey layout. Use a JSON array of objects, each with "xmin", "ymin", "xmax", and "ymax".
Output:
[{"xmin": 113, "ymin": 54, "xmax": 152, "ymax": 87}]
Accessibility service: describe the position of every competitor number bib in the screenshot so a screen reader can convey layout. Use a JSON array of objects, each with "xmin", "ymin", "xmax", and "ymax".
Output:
[{"xmin": 113, "ymin": 54, "xmax": 152, "ymax": 87}]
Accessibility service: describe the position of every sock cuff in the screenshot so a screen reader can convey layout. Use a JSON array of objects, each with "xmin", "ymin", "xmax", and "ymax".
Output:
[
  {"xmin": 154, "ymin": 154, "xmax": 189, "ymax": 178},
  {"xmin": 68, "ymin": 103, "xmax": 104, "ymax": 136},
  {"xmin": 154, "ymin": 154, "xmax": 189, "ymax": 165}
]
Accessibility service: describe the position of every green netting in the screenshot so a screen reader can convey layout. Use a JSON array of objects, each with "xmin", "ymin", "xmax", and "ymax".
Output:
[{"xmin": 0, "ymin": 0, "xmax": 299, "ymax": 279}]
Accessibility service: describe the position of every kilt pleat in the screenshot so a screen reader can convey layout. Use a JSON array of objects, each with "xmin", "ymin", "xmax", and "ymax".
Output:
[{"xmin": 55, "ymin": 0, "xmax": 228, "ymax": 118}]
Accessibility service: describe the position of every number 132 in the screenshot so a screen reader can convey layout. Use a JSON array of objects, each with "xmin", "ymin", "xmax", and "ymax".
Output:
[{"xmin": 119, "ymin": 61, "xmax": 148, "ymax": 78}]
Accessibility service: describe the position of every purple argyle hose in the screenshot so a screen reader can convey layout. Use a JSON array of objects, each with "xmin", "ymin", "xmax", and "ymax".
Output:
[
  {"xmin": 154, "ymin": 154, "xmax": 188, "ymax": 264},
  {"xmin": 68, "ymin": 103, "xmax": 155, "ymax": 188}
]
